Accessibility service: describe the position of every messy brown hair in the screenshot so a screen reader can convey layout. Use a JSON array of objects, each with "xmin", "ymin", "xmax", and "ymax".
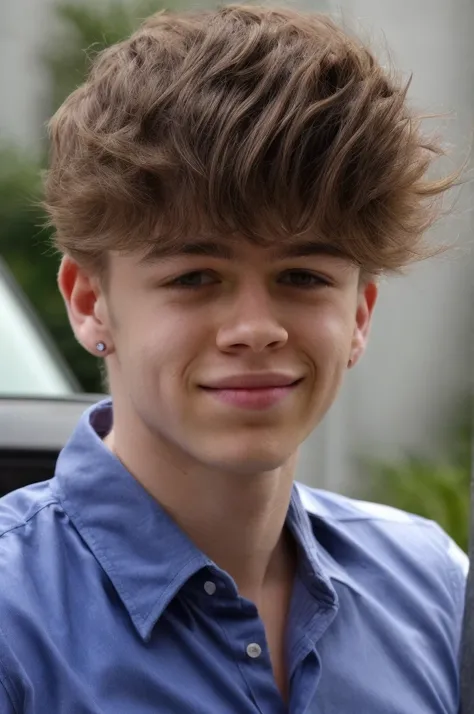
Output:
[{"xmin": 44, "ymin": 4, "xmax": 457, "ymax": 276}]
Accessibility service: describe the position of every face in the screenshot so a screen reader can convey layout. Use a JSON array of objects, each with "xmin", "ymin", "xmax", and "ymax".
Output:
[{"xmin": 60, "ymin": 239, "xmax": 377, "ymax": 475}]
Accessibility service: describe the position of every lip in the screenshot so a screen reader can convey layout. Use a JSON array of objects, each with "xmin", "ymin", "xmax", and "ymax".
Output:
[
  {"xmin": 200, "ymin": 374, "xmax": 304, "ymax": 410},
  {"xmin": 201, "ymin": 372, "xmax": 302, "ymax": 389}
]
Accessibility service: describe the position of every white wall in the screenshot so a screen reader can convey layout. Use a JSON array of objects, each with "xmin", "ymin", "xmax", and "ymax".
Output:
[
  {"xmin": 297, "ymin": 0, "xmax": 474, "ymax": 492},
  {"xmin": 0, "ymin": 0, "xmax": 54, "ymax": 152}
]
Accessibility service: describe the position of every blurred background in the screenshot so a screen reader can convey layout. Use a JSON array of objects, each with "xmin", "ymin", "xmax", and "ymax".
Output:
[{"xmin": 1, "ymin": 0, "xmax": 473, "ymax": 550}]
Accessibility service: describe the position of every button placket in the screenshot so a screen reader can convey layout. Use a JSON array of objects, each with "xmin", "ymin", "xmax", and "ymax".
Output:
[{"xmin": 213, "ymin": 595, "xmax": 286, "ymax": 713}]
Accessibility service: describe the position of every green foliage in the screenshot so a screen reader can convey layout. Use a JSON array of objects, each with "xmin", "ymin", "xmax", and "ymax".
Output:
[
  {"xmin": 0, "ymin": 150, "xmax": 52, "ymax": 319},
  {"xmin": 0, "ymin": 145, "xmax": 101, "ymax": 391},
  {"xmin": 360, "ymin": 403, "xmax": 472, "ymax": 552},
  {"xmin": 44, "ymin": 0, "xmax": 163, "ymax": 113},
  {"xmin": 1, "ymin": 0, "xmax": 167, "ymax": 391}
]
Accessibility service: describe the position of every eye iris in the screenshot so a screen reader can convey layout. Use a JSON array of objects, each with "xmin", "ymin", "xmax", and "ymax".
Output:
[
  {"xmin": 181, "ymin": 272, "xmax": 205, "ymax": 286},
  {"xmin": 290, "ymin": 271, "xmax": 314, "ymax": 286}
]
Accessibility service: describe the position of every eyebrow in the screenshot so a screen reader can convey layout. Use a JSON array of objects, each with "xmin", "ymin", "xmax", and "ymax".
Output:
[{"xmin": 141, "ymin": 240, "xmax": 348, "ymax": 262}]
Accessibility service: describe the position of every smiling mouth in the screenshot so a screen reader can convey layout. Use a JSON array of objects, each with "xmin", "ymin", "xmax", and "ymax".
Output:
[
  {"xmin": 202, "ymin": 378, "xmax": 303, "ymax": 390},
  {"xmin": 200, "ymin": 378, "xmax": 304, "ymax": 410},
  {"xmin": 200, "ymin": 371, "xmax": 304, "ymax": 389}
]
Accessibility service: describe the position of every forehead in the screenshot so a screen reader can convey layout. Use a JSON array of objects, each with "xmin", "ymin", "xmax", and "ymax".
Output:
[{"xmin": 138, "ymin": 238, "xmax": 355, "ymax": 264}]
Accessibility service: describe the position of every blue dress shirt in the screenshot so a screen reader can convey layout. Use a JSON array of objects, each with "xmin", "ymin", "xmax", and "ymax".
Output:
[{"xmin": 0, "ymin": 400, "xmax": 467, "ymax": 713}]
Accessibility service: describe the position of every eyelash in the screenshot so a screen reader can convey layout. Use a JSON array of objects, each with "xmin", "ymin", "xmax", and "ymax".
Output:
[{"xmin": 167, "ymin": 270, "xmax": 331, "ymax": 290}]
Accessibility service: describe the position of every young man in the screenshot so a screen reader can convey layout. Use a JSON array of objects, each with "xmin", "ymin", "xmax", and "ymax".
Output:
[{"xmin": 0, "ymin": 5, "xmax": 468, "ymax": 713}]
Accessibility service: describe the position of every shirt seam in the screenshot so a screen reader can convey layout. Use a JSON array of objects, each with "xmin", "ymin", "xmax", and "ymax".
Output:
[
  {"xmin": 0, "ymin": 676, "xmax": 16, "ymax": 714},
  {"xmin": 297, "ymin": 569, "xmax": 336, "ymax": 608},
  {"xmin": 0, "ymin": 500, "xmax": 57, "ymax": 540},
  {"xmin": 292, "ymin": 632, "xmax": 320, "ymax": 672},
  {"xmin": 0, "ymin": 625, "xmax": 19, "ymax": 714},
  {"xmin": 289, "ymin": 600, "xmax": 336, "ymax": 666},
  {"xmin": 308, "ymin": 512, "xmax": 435, "ymax": 526}
]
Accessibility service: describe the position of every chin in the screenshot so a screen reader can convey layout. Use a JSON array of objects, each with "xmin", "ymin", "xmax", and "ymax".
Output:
[
  {"xmin": 200, "ymin": 441, "xmax": 294, "ymax": 476},
  {"xmin": 186, "ymin": 421, "xmax": 305, "ymax": 474}
]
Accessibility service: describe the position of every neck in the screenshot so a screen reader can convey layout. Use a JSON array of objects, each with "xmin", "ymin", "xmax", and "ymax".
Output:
[{"xmin": 104, "ymin": 414, "xmax": 298, "ymax": 603}]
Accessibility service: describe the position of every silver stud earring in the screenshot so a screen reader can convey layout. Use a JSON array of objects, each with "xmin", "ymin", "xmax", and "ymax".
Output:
[{"xmin": 96, "ymin": 342, "xmax": 106, "ymax": 353}]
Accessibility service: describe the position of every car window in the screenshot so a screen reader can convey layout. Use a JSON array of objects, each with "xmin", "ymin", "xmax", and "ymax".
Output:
[{"xmin": 0, "ymin": 266, "xmax": 78, "ymax": 396}]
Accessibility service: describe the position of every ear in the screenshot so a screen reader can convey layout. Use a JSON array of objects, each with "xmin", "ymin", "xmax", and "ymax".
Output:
[
  {"xmin": 58, "ymin": 256, "xmax": 114, "ymax": 357},
  {"xmin": 348, "ymin": 280, "xmax": 378, "ymax": 368}
]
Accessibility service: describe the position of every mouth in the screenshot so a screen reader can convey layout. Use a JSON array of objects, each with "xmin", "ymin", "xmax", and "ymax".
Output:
[
  {"xmin": 199, "ymin": 377, "xmax": 304, "ymax": 410},
  {"xmin": 201, "ymin": 373, "xmax": 304, "ymax": 390}
]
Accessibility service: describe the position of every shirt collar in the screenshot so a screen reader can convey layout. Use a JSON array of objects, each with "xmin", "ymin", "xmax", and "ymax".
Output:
[
  {"xmin": 52, "ymin": 400, "xmax": 353, "ymax": 641},
  {"xmin": 292, "ymin": 483, "xmax": 361, "ymax": 593}
]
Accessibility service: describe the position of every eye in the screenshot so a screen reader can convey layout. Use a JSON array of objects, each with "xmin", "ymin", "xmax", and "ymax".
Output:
[
  {"xmin": 168, "ymin": 271, "xmax": 218, "ymax": 289},
  {"xmin": 279, "ymin": 270, "xmax": 331, "ymax": 288}
]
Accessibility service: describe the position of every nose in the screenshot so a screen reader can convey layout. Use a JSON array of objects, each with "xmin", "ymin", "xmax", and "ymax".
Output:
[{"xmin": 215, "ymin": 287, "xmax": 289, "ymax": 354}]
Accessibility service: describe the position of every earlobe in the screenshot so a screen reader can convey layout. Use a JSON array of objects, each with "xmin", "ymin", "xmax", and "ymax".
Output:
[{"xmin": 58, "ymin": 256, "xmax": 113, "ymax": 356}]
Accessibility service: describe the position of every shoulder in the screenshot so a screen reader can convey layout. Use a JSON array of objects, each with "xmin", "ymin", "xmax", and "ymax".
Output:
[
  {"xmin": 0, "ymin": 481, "xmax": 63, "ymax": 573},
  {"xmin": 294, "ymin": 484, "xmax": 467, "ymax": 710},
  {"xmin": 0, "ymin": 480, "xmax": 69, "ymax": 623},
  {"xmin": 296, "ymin": 481, "xmax": 468, "ymax": 606},
  {"xmin": 0, "ymin": 481, "xmax": 64, "ymax": 711},
  {"xmin": 0, "ymin": 480, "xmax": 104, "ymax": 710},
  {"xmin": 0, "ymin": 480, "xmax": 58, "ymax": 537}
]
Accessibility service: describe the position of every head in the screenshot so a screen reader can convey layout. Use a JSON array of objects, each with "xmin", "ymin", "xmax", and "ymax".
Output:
[{"xmin": 47, "ymin": 5, "xmax": 453, "ymax": 475}]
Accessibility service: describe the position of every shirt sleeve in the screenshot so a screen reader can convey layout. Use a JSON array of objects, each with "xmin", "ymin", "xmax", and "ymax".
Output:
[
  {"xmin": 446, "ymin": 537, "xmax": 469, "ymax": 592},
  {"xmin": 444, "ymin": 535, "xmax": 469, "ymax": 661},
  {"xmin": 0, "ymin": 625, "xmax": 20, "ymax": 714},
  {"xmin": 0, "ymin": 677, "xmax": 17, "ymax": 714}
]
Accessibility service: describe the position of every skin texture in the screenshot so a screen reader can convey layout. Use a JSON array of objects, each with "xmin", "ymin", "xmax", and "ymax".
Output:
[{"xmin": 59, "ymin": 238, "xmax": 377, "ymax": 701}]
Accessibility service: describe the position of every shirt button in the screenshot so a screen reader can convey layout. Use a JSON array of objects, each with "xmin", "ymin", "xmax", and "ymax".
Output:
[
  {"xmin": 246, "ymin": 643, "xmax": 262, "ymax": 659},
  {"xmin": 204, "ymin": 581, "xmax": 217, "ymax": 595}
]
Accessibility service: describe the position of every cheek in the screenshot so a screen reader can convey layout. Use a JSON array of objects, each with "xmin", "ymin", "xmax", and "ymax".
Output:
[
  {"xmin": 302, "ymin": 309, "xmax": 354, "ymax": 417},
  {"xmin": 124, "ymin": 311, "xmax": 203, "ymax": 386},
  {"xmin": 303, "ymin": 306, "xmax": 355, "ymax": 361}
]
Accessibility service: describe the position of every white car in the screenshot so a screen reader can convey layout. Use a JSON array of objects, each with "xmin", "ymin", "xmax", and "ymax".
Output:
[
  {"xmin": 0, "ymin": 258, "xmax": 98, "ymax": 495},
  {"xmin": 0, "ymin": 257, "xmax": 78, "ymax": 397}
]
